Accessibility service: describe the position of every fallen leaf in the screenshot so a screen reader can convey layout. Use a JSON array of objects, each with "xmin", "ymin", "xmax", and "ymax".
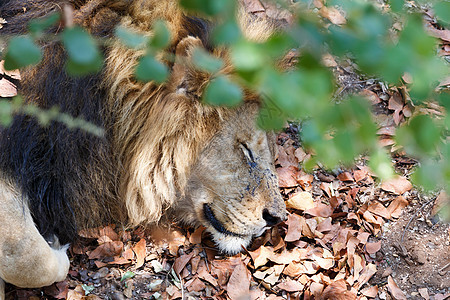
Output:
[
  {"xmin": 133, "ymin": 239, "xmax": 146, "ymax": 269},
  {"xmin": 305, "ymin": 203, "xmax": 334, "ymax": 217},
  {"xmin": 189, "ymin": 226, "xmax": 205, "ymax": 244},
  {"xmin": 365, "ymin": 241, "xmax": 382, "ymax": 254},
  {"xmin": 360, "ymin": 89, "xmax": 381, "ymax": 105},
  {"xmin": 338, "ymin": 172, "xmax": 354, "ymax": 182},
  {"xmin": 387, "ymin": 276, "xmax": 407, "ymax": 300},
  {"xmin": 431, "ymin": 191, "xmax": 449, "ymax": 217},
  {"xmin": 285, "ymin": 213, "xmax": 304, "ymax": 242},
  {"xmin": 353, "ymin": 169, "xmax": 368, "ymax": 182},
  {"xmin": 320, "ymin": 280, "xmax": 357, "ymax": 300},
  {"xmin": 250, "ymin": 245, "xmax": 272, "ymax": 269},
  {"xmin": 173, "ymin": 252, "xmax": 194, "ymax": 275},
  {"xmin": 276, "ymin": 279, "xmax": 304, "ymax": 292},
  {"xmin": 418, "ymin": 288, "xmax": 430, "ymax": 300},
  {"xmin": 367, "ymin": 202, "xmax": 390, "ymax": 219},
  {"xmin": 354, "ymin": 263, "xmax": 377, "ymax": 290},
  {"xmin": 277, "ymin": 166, "xmax": 299, "ymax": 187},
  {"xmin": 0, "ymin": 78, "xmax": 18, "ymax": 97},
  {"xmin": 360, "ymin": 285, "xmax": 378, "ymax": 298},
  {"xmin": 185, "ymin": 277, "xmax": 206, "ymax": 292},
  {"xmin": 227, "ymin": 261, "xmax": 250, "ymax": 300},
  {"xmin": 322, "ymin": 53, "xmax": 338, "ymax": 67},
  {"xmin": 286, "ymin": 192, "xmax": 315, "ymax": 211},
  {"xmin": 88, "ymin": 241, "xmax": 123, "ymax": 260},
  {"xmin": 319, "ymin": 6, "xmax": 346, "ymax": 25},
  {"xmin": 387, "ymin": 196, "xmax": 409, "ymax": 218},
  {"xmin": 380, "ymin": 176, "xmax": 412, "ymax": 195}
]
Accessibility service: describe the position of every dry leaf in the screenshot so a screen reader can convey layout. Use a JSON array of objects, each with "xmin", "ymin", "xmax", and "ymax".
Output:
[
  {"xmin": 277, "ymin": 166, "xmax": 299, "ymax": 187},
  {"xmin": 367, "ymin": 202, "xmax": 390, "ymax": 219},
  {"xmin": 353, "ymin": 169, "xmax": 368, "ymax": 182},
  {"xmin": 189, "ymin": 226, "xmax": 205, "ymax": 244},
  {"xmin": 173, "ymin": 252, "xmax": 194, "ymax": 275},
  {"xmin": 380, "ymin": 176, "xmax": 412, "ymax": 195},
  {"xmin": 88, "ymin": 241, "xmax": 123, "ymax": 260},
  {"xmin": 285, "ymin": 213, "xmax": 304, "ymax": 242},
  {"xmin": 338, "ymin": 172, "xmax": 354, "ymax": 182},
  {"xmin": 133, "ymin": 238, "xmax": 146, "ymax": 269},
  {"xmin": 286, "ymin": 192, "xmax": 315, "ymax": 211},
  {"xmin": 418, "ymin": 288, "xmax": 430, "ymax": 300},
  {"xmin": 227, "ymin": 261, "xmax": 250, "ymax": 300},
  {"xmin": 387, "ymin": 196, "xmax": 409, "ymax": 219},
  {"xmin": 276, "ymin": 279, "xmax": 304, "ymax": 292},
  {"xmin": 320, "ymin": 280, "xmax": 357, "ymax": 300},
  {"xmin": 186, "ymin": 277, "xmax": 206, "ymax": 292},
  {"xmin": 322, "ymin": 53, "xmax": 338, "ymax": 67},
  {"xmin": 365, "ymin": 241, "xmax": 382, "ymax": 254},
  {"xmin": 305, "ymin": 203, "xmax": 333, "ymax": 218},
  {"xmin": 319, "ymin": 6, "xmax": 346, "ymax": 25},
  {"xmin": 360, "ymin": 285, "xmax": 378, "ymax": 298},
  {"xmin": 431, "ymin": 191, "xmax": 449, "ymax": 217},
  {"xmin": 360, "ymin": 89, "xmax": 381, "ymax": 105},
  {"xmin": 0, "ymin": 78, "xmax": 18, "ymax": 97},
  {"xmin": 387, "ymin": 276, "xmax": 407, "ymax": 300}
]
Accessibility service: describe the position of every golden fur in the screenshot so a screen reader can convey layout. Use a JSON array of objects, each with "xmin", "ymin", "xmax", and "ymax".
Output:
[{"xmin": 0, "ymin": 0, "xmax": 287, "ymax": 294}]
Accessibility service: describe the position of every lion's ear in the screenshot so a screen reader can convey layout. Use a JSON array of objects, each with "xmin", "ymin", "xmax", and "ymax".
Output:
[{"xmin": 170, "ymin": 36, "xmax": 211, "ymax": 100}]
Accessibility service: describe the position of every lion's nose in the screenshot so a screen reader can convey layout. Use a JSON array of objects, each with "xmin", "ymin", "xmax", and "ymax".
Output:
[{"xmin": 262, "ymin": 209, "xmax": 283, "ymax": 227}]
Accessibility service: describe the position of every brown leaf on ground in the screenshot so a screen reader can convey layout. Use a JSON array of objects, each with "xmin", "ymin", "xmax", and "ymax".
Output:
[
  {"xmin": 189, "ymin": 226, "xmax": 205, "ymax": 244},
  {"xmin": 0, "ymin": 78, "xmax": 18, "ymax": 97},
  {"xmin": 418, "ymin": 288, "xmax": 430, "ymax": 300},
  {"xmin": 431, "ymin": 191, "xmax": 449, "ymax": 217},
  {"xmin": 305, "ymin": 203, "xmax": 334, "ymax": 217},
  {"xmin": 387, "ymin": 196, "xmax": 409, "ymax": 218},
  {"xmin": 360, "ymin": 285, "xmax": 378, "ymax": 298},
  {"xmin": 88, "ymin": 241, "xmax": 123, "ymax": 260},
  {"xmin": 276, "ymin": 279, "xmax": 304, "ymax": 292},
  {"xmin": 285, "ymin": 213, "xmax": 304, "ymax": 242},
  {"xmin": 338, "ymin": 172, "xmax": 354, "ymax": 182},
  {"xmin": 294, "ymin": 147, "xmax": 309, "ymax": 163},
  {"xmin": 367, "ymin": 201, "xmax": 391, "ymax": 219},
  {"xmin": 173, "ymin": 252, "xmax": 194, "ymax": 276},
  {"xmin": 277, "ymin": 166, "xmax": 299, "ymax": 187},
  {"xmin": 319, "ymin": 280, "xmax": 356, "ymax": 300},
  {"xmin": 43, "ymin": 281, "xmax": 69, "ymax": 299},
  {"xmin": 319, "ymin": 6, "xmax": 346, "ymax": 25},
  {"xmin": 133, "ymin": 238, "xmax": 146, "ymax": 269},
  {"xmin": 276, "ymin": 145, "xmax": 298, "ymax": 168},
  {"xmin": 79, "ymin": 225, "xmax": 119, "ymax": 242},
  {"xmin": 286, "ymin": 192, "xmax": 315, "ymax": 211},
  {"xmin": 365, "ymin": 241, "xmax": 382, "ymax": 254},
  {"xmin": 388, "ymin": 276, "xmax": 407, "ymax": 300},
  {"xmin": 360, "ymin": 89, "xmax": 381, "ymax": 105},
  {"xmin": 227, "ymin": 261, "xmax": 250, "ymax": 300},
  {"xmin": 380, "ymin": 175, "xmax": 412, "ymax": 195},
  {"xmin": 186, "ymin": 277, "xmax": 206, "ymax": 292},
  {"xmin": 353, "ymin": 169, "xmax": 368, "ymax": 182}
]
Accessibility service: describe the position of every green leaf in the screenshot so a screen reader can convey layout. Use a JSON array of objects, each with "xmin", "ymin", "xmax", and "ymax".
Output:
[
  {"xmin": 434, "ymin": 2, "xmax": 450, "ymax": 24},
  {"xmin": 81, "ymin": 284, "xmax": 95, "ymax": 295},
  {"xmin": 150, "ymin": 20, "xmax": 171, "ymax": 49},
  {"xmin": 65, "ymin": 57, "xmax": 103, "ymax": 76},
  {"xmin": 203, "ymin": 75, "xmax": 242, "ymax": 107},
  {"xmin": 135, "ymin": 55, "xmax": 169, "ymax": 82},
  {"xmin": 121, "ymin": 271, "xmax": 136, "ymax": 282},
  {"xmin": 192, "ymin": 47, "xmax": 223, "ymax": 73},
  {"xmin": 180, "ymin": 0, "xmax": 234, "ymax": 16},
  {"xmin": 389, "ymin": 0, "xmax": 404, "ymax": 12},
  {"xmin": 212, "ymin": 20, "xmax": 241, "ymax": 45},
  {"xmin": 231, "ymin": 41, "xmax": 266, "ymax": 71},
  {"xmin": 3, "ymin": 35, "xmax": 42, "ymax": 70},
  {"xmin": 369, "ymin": 148, "xmax": 393, "ymax": 180},
  {"xmin": 62, "ymin": 27, "xmax": 101, "ymax": 65},
  {"xmin": 28, "ymin": 12, "xmax": 60, "ymax": 35},
  {"xmin": 115, "ymin": 26, "xmax": 148, "ymax": 49}
]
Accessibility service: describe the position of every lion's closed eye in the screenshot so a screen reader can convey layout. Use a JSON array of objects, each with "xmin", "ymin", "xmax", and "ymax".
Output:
[{"xmin": 239, "ymin": 143, "xmax": 255, "ymax": 163}]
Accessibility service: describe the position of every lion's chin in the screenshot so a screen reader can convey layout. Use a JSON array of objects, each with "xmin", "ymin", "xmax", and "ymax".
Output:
[{"xmin": 208, "ymin": 229, "xmax": 253, "ymax": 255}]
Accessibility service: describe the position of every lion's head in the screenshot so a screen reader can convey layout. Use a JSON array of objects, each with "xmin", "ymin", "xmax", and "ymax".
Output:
[{"xmin": 174, "ymin": 102, "xmax": 287, "ymax": 253}]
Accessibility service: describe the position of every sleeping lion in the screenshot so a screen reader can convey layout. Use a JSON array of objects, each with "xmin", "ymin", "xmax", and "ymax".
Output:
[{"xmin": 0, "ymin": 0, "xmax": 287, "ymax": 294}]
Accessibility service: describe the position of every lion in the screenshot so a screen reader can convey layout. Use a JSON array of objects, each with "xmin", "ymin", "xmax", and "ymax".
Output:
[{"xmin": 0, "ymin": 0, "xmax": 287, "ymax": 295}]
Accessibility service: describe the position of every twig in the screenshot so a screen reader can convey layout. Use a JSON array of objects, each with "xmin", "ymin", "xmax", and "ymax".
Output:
[
  {"xmin": 181, "ymin": 278, "xmax": 185, "ymax": 300},
  {"xmin": 202, "ymin": 249, "xmax": 211, "ymax": 273},
  {"xmin": 438, "ymin": 262, "xmax": 450, "ymax": 276},
  {"xmin": 401, "ymin": 196, "xmax": 434, "ymax": 243}
]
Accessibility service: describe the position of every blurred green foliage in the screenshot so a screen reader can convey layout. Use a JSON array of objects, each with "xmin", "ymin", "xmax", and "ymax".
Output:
[{"xmin": 0, "ymin": 0, "xmax": 449, "ymax": 194}]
